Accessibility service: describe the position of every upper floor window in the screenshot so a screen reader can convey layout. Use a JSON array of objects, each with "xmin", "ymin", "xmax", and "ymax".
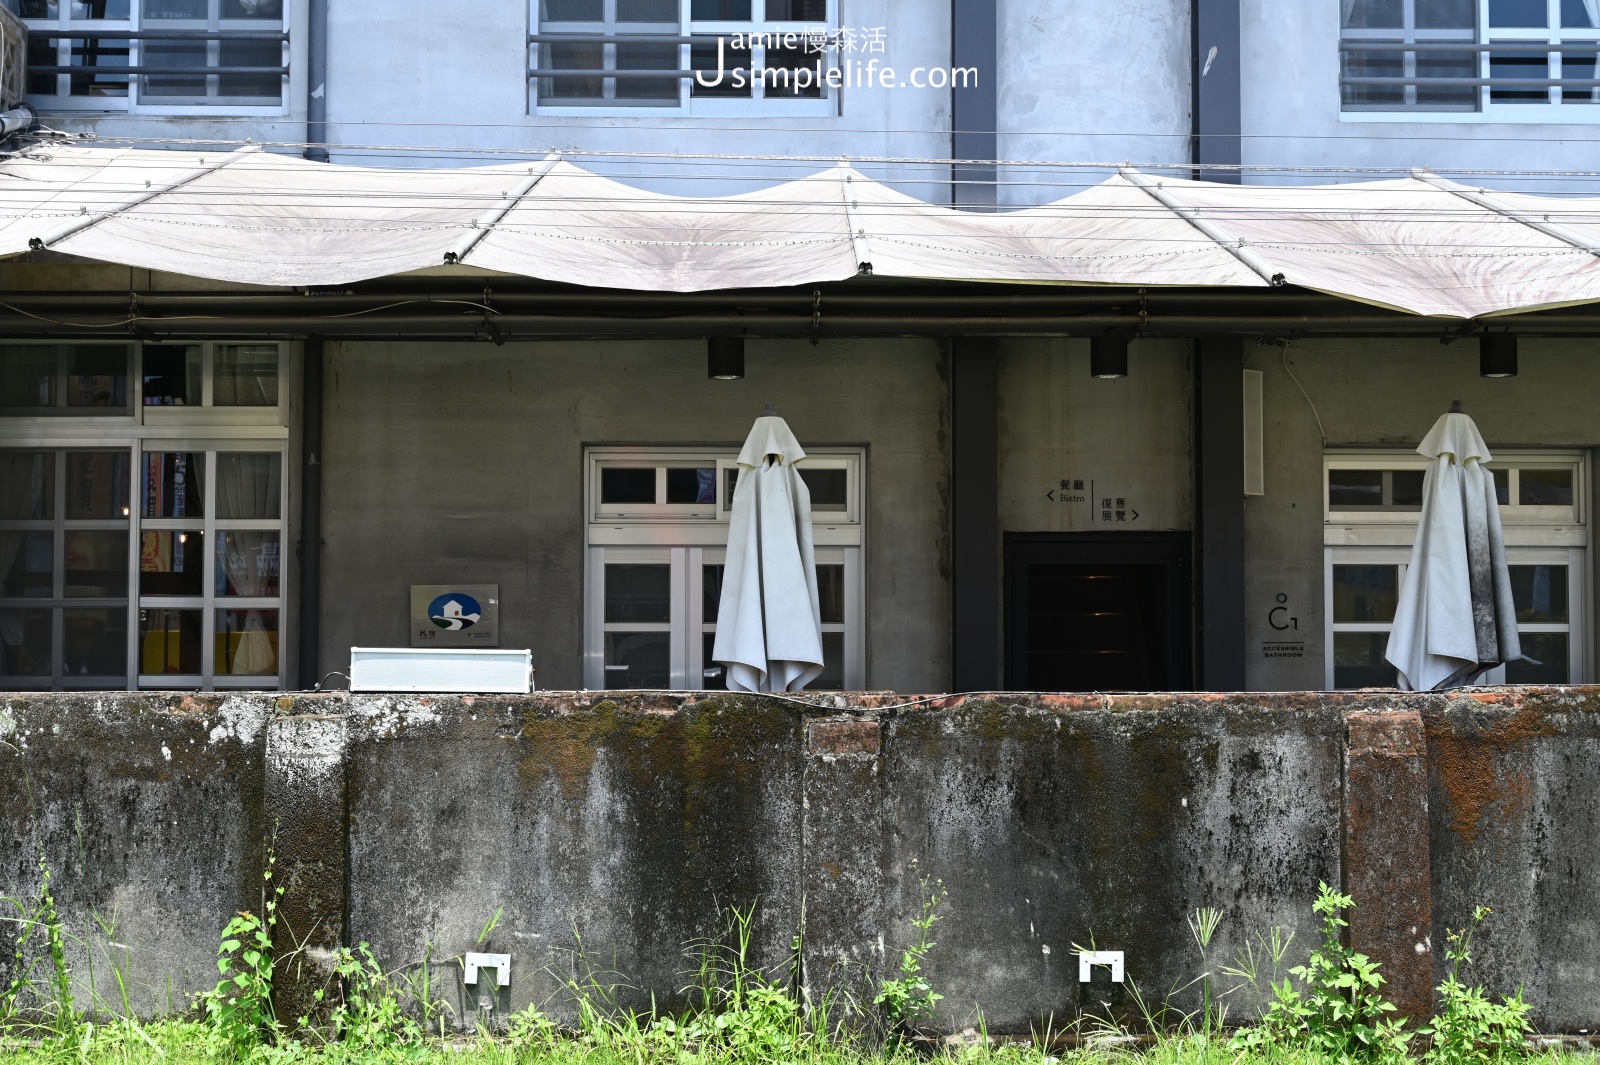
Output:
[
  {"xmin": 10, "ymin": 0, "xmax": 287, "ymax": 113},
  {"xmin": 1341, "ymin": 0, "xmax": 1600, "ymax": 115},
  {"xmin": 531, "ymin": 0, "xmax": 834, "ymax": 114}
]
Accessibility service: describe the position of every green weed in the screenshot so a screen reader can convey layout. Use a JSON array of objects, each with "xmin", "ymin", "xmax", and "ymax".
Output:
[
  {"xmin": 874, "ymin": 876, "xmax": 946, "ymax": 1050},
  {"xmin": 1228, "ymin": 884, "xmax": 1411, "ymax": 1064},
  {"xmin": 1421, "ymin": 907, "xmax": 1532, "ymax": 1065}
]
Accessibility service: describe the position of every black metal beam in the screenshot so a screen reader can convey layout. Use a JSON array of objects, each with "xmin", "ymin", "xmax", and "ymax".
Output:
[
  {"xmin": 951, "ymin": 337, "xmax": 1001, "ymax": 691},
  {"xmin": 4, "ymin": 310, "xmax": 1600, "ymax": 340},
  {"xmin": 297, "ymin": 337, "xmax": 324, "ymax": 691},
  {"xmin": 1192, "ymin": 0, "xmax": 1242, "ymax": 183},
  {"xmin": 4, "ymin": 282, "xmax": 1600, "ymax": 338},
  {"xmin": 950, "ymin": 0, "xmax": 997, "ymax": 207},
  {"xmin": 1193, "ymin": 337, "xmax": 1246, "ymax": 690}
]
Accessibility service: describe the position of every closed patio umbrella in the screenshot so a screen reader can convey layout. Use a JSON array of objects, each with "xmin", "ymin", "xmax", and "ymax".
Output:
[
  {"xmin": 713, "ymin": 405, "xmax": 824, "ymax": 693},
  {"xmin": 1385, "ymin": 403, "xmax": 1520, "ymax": 691}
]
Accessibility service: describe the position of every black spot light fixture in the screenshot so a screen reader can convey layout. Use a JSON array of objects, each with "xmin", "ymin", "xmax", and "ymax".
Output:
[
  {"xmin": 1090, "ymin": 334, "xmax": 1129, "ymax": 379},
  {"xmin": 708, "ymin": 336, "xmax": 745, "ymax": 380},
  {"xmin": 1479, "ymin": 333, "xmax": 1517, "ymax": 378}
]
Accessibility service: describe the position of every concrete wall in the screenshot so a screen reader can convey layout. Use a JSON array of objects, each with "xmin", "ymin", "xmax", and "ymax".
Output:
[
  {"xmin": 1244, "ymin": 339, "xmax": 1600, "ymax": 692},
  {"xmin": 996, "ymin": 0, "xmax": 1192, "ymax": 205},
  {"xmin": 998, "ymin": 339, "xmax": 1193, "ymax": 535},
  {"xmin": 318, "ymin": 338, "xmax": 950, "ymax": 692},
  {"xmin": 0, "ymin": 695, "xmax": 268, "ymax": 1018},
  {"xmin": 5, "ymin": 688, "xmax": 1600, "ymax": 1034}
]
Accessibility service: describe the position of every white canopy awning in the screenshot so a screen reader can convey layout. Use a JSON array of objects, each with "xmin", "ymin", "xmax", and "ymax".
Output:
[{"xmin": 3, "ymin": 145, "xmax": 1600, "ymax": 319}]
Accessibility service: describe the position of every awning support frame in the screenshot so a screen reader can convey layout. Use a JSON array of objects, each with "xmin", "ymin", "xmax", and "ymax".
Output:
[
  {"xmin": 1118, "ymin": 165, "xmax": 1286, "ymax": 287},
  {"xmin": 27, "ymin": 144, "xmax": 263, "ymax": 252}
]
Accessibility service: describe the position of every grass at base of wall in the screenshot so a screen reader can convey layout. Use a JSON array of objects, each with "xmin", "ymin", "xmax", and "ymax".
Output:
[{"xmin": 1, "ymin": 1024, "xmax": 1598, "ymax": 1065}]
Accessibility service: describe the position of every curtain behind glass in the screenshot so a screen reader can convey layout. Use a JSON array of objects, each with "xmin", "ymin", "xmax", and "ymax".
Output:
[
  {"xmin": 215, "ymin": 453, "xmax": 281, "ymax": 520},
  {"xmin": 0, "ymin": 452, "xmax": 52, "ymax": 663},
  {"xmin": 218, "ymin": 530, "xmax": 276, "ymax": 596}
]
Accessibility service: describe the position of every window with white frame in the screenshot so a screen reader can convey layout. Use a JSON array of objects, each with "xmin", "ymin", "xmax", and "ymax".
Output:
[
  {"xmin": 583, "ymin": 447, "xmax": 864, "ymax": 690},
  {"xmin": 0, "ymin": 340, "xmax": 290, "ymax": 692},
  {"xmin": 1340, "ymin": 0, "xmax": 1600, "ymax": 115},
  {"xmin": 1323, "ymin": 451, "xmax": 1588, "ymax": 688},
  {"xmin": 531, "ymin": 0, "xmax": 833, "ymax": 114},
  {"xmin": 10, "ymin": 0, "xmax": 287, "ymax": 112}
]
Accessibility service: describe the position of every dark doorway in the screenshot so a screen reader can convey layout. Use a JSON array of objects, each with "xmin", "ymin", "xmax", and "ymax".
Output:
[{"xmin": 1005, "ymin": 533, "xmax": 1192, "ymax": 691}]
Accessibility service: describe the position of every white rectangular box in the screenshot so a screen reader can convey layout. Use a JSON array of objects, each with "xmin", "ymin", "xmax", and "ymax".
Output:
[
  {"xmin": 349, "ymin": 647, "xmax": 533, "ymax": 694},
  {"xmin": 1243, "ymin": 368, "xmax": 1265, "ymax": 497}
]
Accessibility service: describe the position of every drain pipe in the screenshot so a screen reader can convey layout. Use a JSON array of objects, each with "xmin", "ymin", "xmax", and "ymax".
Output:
[
  {"xmin": 297, "ymin": 336, "xmax": 324, "ymax": 689},
  {"xmin": 303, "ymin": 0, "xmax": 328, "ymax": 161}
]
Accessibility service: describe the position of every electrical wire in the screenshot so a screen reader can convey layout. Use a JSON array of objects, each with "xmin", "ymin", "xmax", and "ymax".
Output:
[
  {"xmin": 19, "ymin": 132, "xmax": 1600, "ymax": 184},
  {"xmin": 1277, "ymin": 340, "xmax": 1328, "ymax": 446}
]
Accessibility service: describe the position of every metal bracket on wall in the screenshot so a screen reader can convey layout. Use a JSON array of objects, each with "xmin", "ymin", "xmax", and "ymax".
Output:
[
  {"xmin": 1077, "ymin": 950, "xmax": 1124, "ymax": 983},
  {"xmin": 463, "ymin": 952, "xmax": 511, "ymax": 988}
]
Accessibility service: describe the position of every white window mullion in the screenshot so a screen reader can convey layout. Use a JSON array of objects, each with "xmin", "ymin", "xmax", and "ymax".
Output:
[
  {"xmin": 125, "ymin": 441, "xmax": 141, "ymax": 688},
  {"xmin": 584, "ymin": 545, "xmax": 604, "ymax": 688},
  {"xmin": 670, "ymin": 547, "xmax": 689, "ymax": 689},
  {"xmin": 200, "ymin": 448, "xmax": 217, "ymax": 688}
]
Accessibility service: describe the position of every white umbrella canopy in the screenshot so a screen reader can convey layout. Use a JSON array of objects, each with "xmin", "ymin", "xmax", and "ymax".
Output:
[
  {"xmin": 712, "ymin": 406, "xmax": 825, "ymax": 693},
  {"xmin": 1385, "ymin": 404, "xmax": 1521, "ymax": 691}
]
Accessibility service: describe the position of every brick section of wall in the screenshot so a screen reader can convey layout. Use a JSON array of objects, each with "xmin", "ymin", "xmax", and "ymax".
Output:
[
  {"xmin": 807, "ymin": 718, "xmax": 881, "ymax": 757},
  {"xmin": 1344, "ymin": 709, "xmax": 1433, "ymax": 1021}
]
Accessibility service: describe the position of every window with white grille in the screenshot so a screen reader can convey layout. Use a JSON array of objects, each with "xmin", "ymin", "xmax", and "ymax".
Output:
[
  {"xmin": 1340, "ymin": 0, "xmax": 1600, "ymax": 115},
  {"xmin": 531, "ymin": 0, "xmax": 834, "ymax": 114},
  {"xmin": 11, "ymin": 0, "xmax": 287, "ymax": 113}
]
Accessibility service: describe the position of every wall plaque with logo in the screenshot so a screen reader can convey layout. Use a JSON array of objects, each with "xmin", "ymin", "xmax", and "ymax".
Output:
[{"xmin": 410, "ymin": 584, "xmax": 500, "ymax": 647}]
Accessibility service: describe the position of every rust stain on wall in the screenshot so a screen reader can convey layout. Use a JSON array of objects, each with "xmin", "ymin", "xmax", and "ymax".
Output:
[{"xmin": 1430, "ymin": 702, "xmax": 1559, "ymax": 843}]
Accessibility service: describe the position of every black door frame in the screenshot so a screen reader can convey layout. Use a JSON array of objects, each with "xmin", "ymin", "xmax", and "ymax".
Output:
[{"xmin": 1004, "ymin": 532, "xmax": 1194, "ymax": 692}]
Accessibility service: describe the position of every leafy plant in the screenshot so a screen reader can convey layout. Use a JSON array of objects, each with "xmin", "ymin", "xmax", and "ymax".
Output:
[
  {"xmin": 874, "ymin": 876, "xmax": 945, "ymax": 1048},
  {"xmin": 1421, "ymin": 907, "xmax": 1532, "ymax": 1065},
  {"xmin": 320, "ymin": 943, "xmax": 421, "ymax": 1050},
  {"xmin": 1228, "ymin": 882, "xmax": 1411, "ymax": 1063},
  {"xmin": 196, "ymin": 841, "xmax": 284, "ymax": 1053}
]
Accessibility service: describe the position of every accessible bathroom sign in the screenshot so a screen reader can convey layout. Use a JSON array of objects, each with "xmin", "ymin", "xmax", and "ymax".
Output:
[{"xmin": 410, "ymin": 584, "xmax": 500, "ymax": 647}]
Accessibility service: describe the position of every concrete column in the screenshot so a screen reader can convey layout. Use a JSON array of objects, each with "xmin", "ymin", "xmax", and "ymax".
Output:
[
  {"xmin": 800, "ymin": 717, "xmax": 887, "ymax": 1004},
  {"xmin": 1343, "ymin": 710, "xmax": 1434, "ymax": 1022},
  {"xmin": 1191, "ymin": 0, "xmax": 1242, "ymax": 182},
  {"xmin": 1194, "ymin": 338, "xmax": 1245, "ymax": 689},
  {"xmin": 950, "ymin": 0, "xmax": 996, "ymax": 206},
  {"xmin": 263, "ymin": 707, "xmax": 348, "ymax": 1030},
  {"xmin": 951, "ymin": 338, "xmax": 1000, "ymax": 691}
]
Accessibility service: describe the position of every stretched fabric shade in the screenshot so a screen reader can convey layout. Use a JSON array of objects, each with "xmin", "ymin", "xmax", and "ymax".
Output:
[{"xmin": 4, "ymin": 146, "xmax": 1600, "ymax": 317}]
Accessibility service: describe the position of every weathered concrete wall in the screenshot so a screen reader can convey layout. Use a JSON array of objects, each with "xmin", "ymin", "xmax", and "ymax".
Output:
[
  {"xmin": 1425, "ymin": 691, "xmax": 1600, "ymax": 1029},
  {"xmin": 5, "ymin": 688, "xmax": 1600, "ymax": 1033},
  {"xmin": 341, "ymin": 694, "xmax": 803, "ymax": 1022},
  {"xmin": 1244, "ymin": 339, "xmax": 1600, "ymax": 692},
  {"xmin": 319, "ymin": 339, "xmax": 950, "ymax": 692},
  {"xmin": 811, "ymin": 693, "xmax": 1341, "ymax": 1032},
  {"xmin": 0, "ymin": 695, "xmax": 268, "ymax": 1018}
]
